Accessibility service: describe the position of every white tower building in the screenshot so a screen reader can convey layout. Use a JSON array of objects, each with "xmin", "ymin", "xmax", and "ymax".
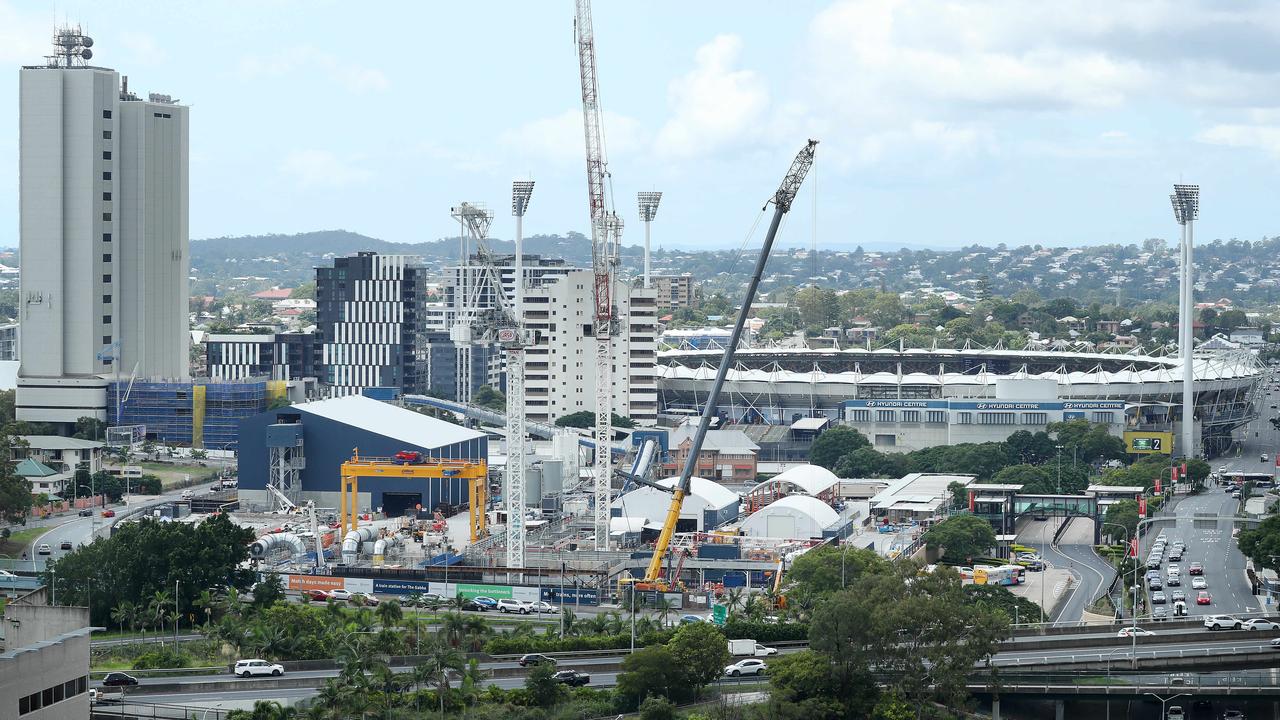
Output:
[{"xmin": 16, "ymin": 28, "xmax": 189, "ymax": 426}]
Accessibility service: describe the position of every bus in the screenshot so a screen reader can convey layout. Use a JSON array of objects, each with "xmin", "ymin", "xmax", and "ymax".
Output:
[{"xmin": 974, "ymin": 564, "xmax": 1025, "ymax": 586}]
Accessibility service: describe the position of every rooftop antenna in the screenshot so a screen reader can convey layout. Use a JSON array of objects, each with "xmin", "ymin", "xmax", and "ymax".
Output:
[{"xmin": 46, "ymin": 25, "xmax": 93, "ymax": 68}]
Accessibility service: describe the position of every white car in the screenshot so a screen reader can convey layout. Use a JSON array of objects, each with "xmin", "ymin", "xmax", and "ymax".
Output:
[
  {"xmin": 529, "ymin": 601, "xmax": 560, "ymax": 613},
  {"xmin": 1166, "ymin": 706, "xmax": 1184, "ymax": 720},
  {"xmin": 234, "ymin": 659, "xmax": 284, "ymax": 677},
  {"xmin": 1240, "ymin": 618, "xmax": 1280, "ymax": 631},
  {"xmin": 37, "ymin": 544, "xmax": 51, "ymax": 555},
  {"xmin": 724, "ymin": 658, "xmax": 767, "ymax": 676},
  {"xmin": 1203, "ymin": 615, "xmax": 1241, "ymax": 630},
  {"xmin": 1116, "ymin": 626, "xmax": 1155, "ymax": 637},
  {"xmin": 327, "ymin": 589, "xmax": 353, "ymax": 601},
  {"xmin": 497, "ymin": 598, "xmax": 530, "ymax": 614},
  {"xmin": 1191, "ymin": 577, "xmax": 1208, "ymax": 590},
  {"xmin": 0, "ymin": 570, "xmax": 16, "ymax": 578}
]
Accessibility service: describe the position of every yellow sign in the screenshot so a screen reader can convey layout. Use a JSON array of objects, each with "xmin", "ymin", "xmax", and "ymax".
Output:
[{"xmin": 1124, "ymin": 431, "xmax": 1173, "ymax": 455}]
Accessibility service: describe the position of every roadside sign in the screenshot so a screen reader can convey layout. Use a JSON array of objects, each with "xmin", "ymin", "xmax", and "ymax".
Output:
[{"xmin": 711, "ymin": 604, "xmax": 727, "ymax": 625}]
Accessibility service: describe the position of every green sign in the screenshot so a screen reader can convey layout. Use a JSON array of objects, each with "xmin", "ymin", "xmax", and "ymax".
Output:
[
  {"xmin": 456, "ymin": 583, "xmax": 514, "ymax": 600},
  {"xmin": 711, "ymin": 604, "xmax": 727, "ymax": 625}
]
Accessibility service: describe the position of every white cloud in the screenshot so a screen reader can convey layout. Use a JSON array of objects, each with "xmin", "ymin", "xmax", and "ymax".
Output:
[
  {"xmin": 499, "ymin": 108, "xmax": 645, "ymax": 167},
  {"xmin": 1197, "ymin": 124, "xmax": 1280, "ymax": 156},
  {"xmin": 655, "ymin": 35, "xmax": 770, "ymax": 159},
  {"xmin": 239, "ymin": 46, "xmax": 389, "ymax": 93},
  {"xmin": 279, "ymin": 150, "xmax": 372, "ymax": 188}
]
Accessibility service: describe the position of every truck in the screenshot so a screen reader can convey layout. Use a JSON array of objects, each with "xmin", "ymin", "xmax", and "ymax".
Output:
[{"xmin": 728, "ymin": 639, "xmax": 778, "ymax": 657}]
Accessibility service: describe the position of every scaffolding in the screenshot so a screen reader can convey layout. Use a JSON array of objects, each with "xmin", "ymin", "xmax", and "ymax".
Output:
[{"xmin": 107, "ymin": 377, "xmax": 271, "ymax": 450}]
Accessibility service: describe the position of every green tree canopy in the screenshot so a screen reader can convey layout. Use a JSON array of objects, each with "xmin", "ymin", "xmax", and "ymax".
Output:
[
  {"xmin": 667, "ymin": 622, "xmax": 730, "ymax": 695},
  {"xmin": 1049, "ymin": 419, "xmax": 1126, "ymax": 463},
  {"xmin": 1237, "ymin": 516, "xmax": 1280, "ymax": 573},
  {"xmin": 809, "ymin": 426, "xmax": 870, "ymax": 470},
  {"xmin": 472, "ymin": 385, "xmax": 506, "ymax": 412},
  {"xmin": 553, "ymin": 410, "xmax": 635, "ymax": 429},
  {"xmin": 616, "ymin": 645, "xmax": 688, "ymax": 709},
  {"xmin": 923, "ymin": 515, "xmax": 997, "ymax": 563},
  {"xmin": 1103, "ymin": 499, "xmax": 1140, "ymax": 540}
]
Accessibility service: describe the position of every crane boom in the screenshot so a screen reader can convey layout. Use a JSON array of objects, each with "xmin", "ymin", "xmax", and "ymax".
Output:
[
  {"xmin": 575, "ymin": 0, "xmax": 618, "ymax": 550},
  {"xmin": 642, "ymin": 140, "xmax": 818, "ymax": 586}
]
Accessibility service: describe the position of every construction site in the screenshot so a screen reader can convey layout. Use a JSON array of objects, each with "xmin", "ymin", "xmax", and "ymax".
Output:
[{"xmin": 170, "ymin": 0, "xmax": 842, "ymax": 614}]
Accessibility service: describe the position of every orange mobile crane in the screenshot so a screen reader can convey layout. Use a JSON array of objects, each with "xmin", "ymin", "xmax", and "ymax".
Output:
[{"xmin": 625, "ymin": 141, "xmax": 818, "ymax": 594}]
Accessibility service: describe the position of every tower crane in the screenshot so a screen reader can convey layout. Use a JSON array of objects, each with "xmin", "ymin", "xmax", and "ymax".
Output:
[
  {"xmin": 449, "ymin": 200, "xmax": 535, "ymax": 576},
  {"xmin": 635, "ymin": 140, "xmax": 818, "ymax": 592},
  {"xmin": 575, "ymin": 0, "xmax": 624, "ymax": 551}
]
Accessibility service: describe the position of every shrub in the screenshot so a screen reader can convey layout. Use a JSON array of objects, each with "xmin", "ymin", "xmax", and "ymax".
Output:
[
  {"xmin": 639, "ymin": 695, "xmax": 676, "ymax": 720},
  {"xmin": 721, "ymin": 619, "xmax": 809, "ymax": 643},
  {"xmin": 131, "ymin": 648, "xmax": 190, "ymax": 669}
]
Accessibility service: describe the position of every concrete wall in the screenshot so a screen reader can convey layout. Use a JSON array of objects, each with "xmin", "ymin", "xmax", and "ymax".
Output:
[{"xmin": 0, "ymin": 591, "xmax": 92, "ymax": 720}]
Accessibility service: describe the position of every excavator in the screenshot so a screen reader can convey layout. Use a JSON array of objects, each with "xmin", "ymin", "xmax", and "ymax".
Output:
[{"xmin": 624, "ymin": 140, "xmax": 818, "ymax": 594}]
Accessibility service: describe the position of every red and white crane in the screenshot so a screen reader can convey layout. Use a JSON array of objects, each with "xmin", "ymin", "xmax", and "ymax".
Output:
[{"xmin": 575, "ymin": 0, "xmax": 623, "ymax": 550}]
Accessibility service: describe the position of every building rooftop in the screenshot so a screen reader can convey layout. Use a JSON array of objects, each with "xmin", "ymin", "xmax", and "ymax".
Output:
[
  {"xmin": 18, "ymin": 435, "xmax": 105, "ymax": 451},
  {"xmin": 15, "ymin": 458, "xmax": 59, "ymax": 478},
  {"xmin": 870, "ymin": 473, "xmax": 974, "ymax": 512},
  {"xmin": 671, "ymin": 425, "xmax": 759, "ymax": 454},
  {"xmin": 296, "ymin": 395, "xmax": 485, "ymax": 450}
]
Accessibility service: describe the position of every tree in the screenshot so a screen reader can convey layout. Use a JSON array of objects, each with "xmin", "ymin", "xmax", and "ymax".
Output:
[
  {"xmin": 1048, "ymin": 419, "xmax": 1126, "ymax": 464},
  {"xmin": 375, "ymin": 599, "xmax": 403, "ymax": 629},
  {"xmin": 1237, "ymin": 516, "xmax": 1280, "ymax": 572},
  {"xmin": 923, "ymin": 515, "xmax": 996, "ymax": 562},
  {"xmin": 809, "ymin": 426, "xmax": 870, "ymax": 470},
  {"xmin": 72, "ymin": 416, "xmax": 107, "ymax": 441},
  {"xmin": 472, "ymin": 385, "xmax": 506, "ymax": 412},
  {"xmin": 252, "ymin": 573, "xmax": 285, "ymax": 610},
  {"xmin": 785, "ymin": 546, "xmax": 888, "ymax": 601},
  {"xmin": 553, "ymin": 410, "xmax": 636, "ymax": 429},
  {"xmin": 638, "ymin": 695, "xmax": 677, "ymax": 720},
  {"xmin": 961, "ymin": 584, "xmax": 1040, "ymax": 626},
  {"xmin": 616, "ymin": 645, "xmax": 686, "ymax": 708},
  {"xmin": 523, "ymin": 662, "xmax": 566, "ymax": 708},
  {"xmin": 794, "ymin": 286, "xmax": 841, "ymax": 330},
  {"xmin": 668, "ymin": 622, "xmax": 730, "ymax": 695},
  {"xmin": 1103, "ymin": 499, "xmax": 1140, "ymax": 541}
]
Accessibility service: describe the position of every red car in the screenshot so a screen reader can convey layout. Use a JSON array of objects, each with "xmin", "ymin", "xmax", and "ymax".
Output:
[
  {"xmin": 394, "ymin": 450, "xmax": 424, "ymax": 465},
  {"xmin": 1197, "ymin": 591, "xmax": 1212, "ymax": 605},
  {"xmin": 101, "ymin": 509, "xmax": 116, "ymax": 518},
  {"xmin": 305, "ymin": 589, "xmax": 330, "ymax": 602}
]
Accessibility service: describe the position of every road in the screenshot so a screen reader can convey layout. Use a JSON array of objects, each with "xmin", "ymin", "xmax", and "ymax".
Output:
[{"xmin": 1015, "ymin": 516, "xmax": 1115, "ymax": 625}]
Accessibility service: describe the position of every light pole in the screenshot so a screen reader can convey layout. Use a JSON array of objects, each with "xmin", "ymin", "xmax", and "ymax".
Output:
[
  {"xmin": 1170, "ymin": 184, "xmax": 1199, "ymax": 462},
  {"xmin": 637, "ymin": 192, "xmax": 663, "ymax": 289},
  {"xmin": 1055, "ymin": 445, "xmax": 1064, "ymax": 494}
]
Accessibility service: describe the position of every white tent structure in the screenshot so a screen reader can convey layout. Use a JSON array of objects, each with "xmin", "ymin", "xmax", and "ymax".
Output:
[
  {"xmin": 610, "ymin": 477, "xmax": 739, "ymax": 531},
  {"xmin": 740, "ymin": 495, "xmax": 840, "ymax": 539}
]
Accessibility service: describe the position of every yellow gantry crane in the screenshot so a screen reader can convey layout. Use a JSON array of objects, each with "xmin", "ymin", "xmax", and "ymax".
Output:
[{"xmin": 339, "ymin": 450, "xmax": 489, "ymax": 543}]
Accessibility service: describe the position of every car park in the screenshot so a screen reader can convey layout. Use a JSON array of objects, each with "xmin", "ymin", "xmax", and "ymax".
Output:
[
  {"xmin": 1197, "ymin": 591, "xmax": 1212, "ymax": 605},
  {"xmin": 552, "ymin": 670, "xmax": 590, "ymax": 686},
  {"xmin": 101, "ymin": 672, "xmax": 138, "ymax": 687},
  {"xmin": 1117, "ymin": 627, "xmax": 1155, "ymax": 637},
  {"xmin": 724, "ymin": 658, "xmax": 768, "ymax": 676},
  {"xmin": 519, "ymin": 654, "xmax": 556, "ymax": 667},
  {"xmin": 234, "ymin": 659, "xmax": 284, "ymax": 677},
  {"xmin": 1240, "ymin": 618, "xmax": 1280, "ymax": 631},
  {"xmin": 1192, "ymin": 576, "xmax": 1208, "ymax": 589},
  {"xmin": 497, "ymin": 599, "xmax": 530, "ymax": 614}
]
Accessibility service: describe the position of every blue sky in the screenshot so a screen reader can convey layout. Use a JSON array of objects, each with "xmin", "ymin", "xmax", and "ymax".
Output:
[{"xmin": 3, "ymin": 0, "xmax": 1280, "ymax": 250}]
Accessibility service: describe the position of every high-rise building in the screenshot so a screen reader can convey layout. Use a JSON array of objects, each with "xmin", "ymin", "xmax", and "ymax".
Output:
[
  {"xmin": 521, "ymin": 270, "xmax": 657, "ymax": 425},
  {"xmin": 651, "ymin": 274, "xmax": 699, "ymax": 312},
  {"xmin": 16, "ymin": 28, "xmax": 189, "ymax": 426},
  {"xmin": 205, "ymin": 331, "xmax": 316, "ymax": 381},
  {"xmin": 314, "ymin": 252, "xmax": 426, "ymax": 396}
]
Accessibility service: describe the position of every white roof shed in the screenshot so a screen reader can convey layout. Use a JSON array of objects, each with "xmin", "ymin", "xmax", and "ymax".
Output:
[
  {"xmin": 740, "ymin": 495, "xmax": 840, "ymax": 539},
  {"xmin": 610, "ymin": 477, "xmax": 739, "ymax": 531}
]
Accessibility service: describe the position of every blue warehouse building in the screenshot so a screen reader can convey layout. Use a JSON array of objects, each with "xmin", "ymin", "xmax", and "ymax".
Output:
[{"xmin": 237, "ymin": 394, "xmax": 488, "ymax": 517}]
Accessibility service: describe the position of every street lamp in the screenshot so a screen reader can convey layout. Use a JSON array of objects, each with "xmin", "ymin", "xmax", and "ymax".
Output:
[{"xmin": 1055, "ymin": 445, "xmax": 1064, "ymax": 495}]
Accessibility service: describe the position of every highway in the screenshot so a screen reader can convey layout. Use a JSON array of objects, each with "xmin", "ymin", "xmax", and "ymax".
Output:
[{"xmin": 1015, "ymin": 516, "xmax": 1115, "ymax": 624}]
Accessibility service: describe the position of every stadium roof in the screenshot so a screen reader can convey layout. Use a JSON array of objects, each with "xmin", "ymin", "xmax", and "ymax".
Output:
[{"xmin": 296, "ymin": 395, "xmax": 485, "ymax": 449}]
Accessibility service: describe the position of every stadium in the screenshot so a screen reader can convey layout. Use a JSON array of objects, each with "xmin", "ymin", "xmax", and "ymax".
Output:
[{"xmin": 655, "ymin": 346, "xmax": 1268, "ymax": 458}]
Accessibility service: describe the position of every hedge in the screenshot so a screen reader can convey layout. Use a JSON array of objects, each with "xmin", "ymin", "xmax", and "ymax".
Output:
[
  {"xmin": 483, "ymin": 629, "xmax": 674, "ymax": 655},
  {"xmin": 720, "ymin": 619, "xmax": 809, "ymax": 643}
]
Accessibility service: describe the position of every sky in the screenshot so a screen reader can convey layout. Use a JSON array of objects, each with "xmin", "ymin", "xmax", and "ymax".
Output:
[{"xmin": 3, "ymin": 0, "xmax": 1280, "ymax": 251}]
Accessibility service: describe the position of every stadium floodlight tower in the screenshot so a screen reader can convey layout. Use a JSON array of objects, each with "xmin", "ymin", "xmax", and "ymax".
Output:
[
  {"xmin": 512, "ymin": 181, "xmax": 535, "ymax": 320},
  {"xmin": 1170, "ymin": 184, "xmax": 1200, "ymax": 460},
  {"xmin": 637, "ymin": 192, "xmax": 663, "ymax": 289}
]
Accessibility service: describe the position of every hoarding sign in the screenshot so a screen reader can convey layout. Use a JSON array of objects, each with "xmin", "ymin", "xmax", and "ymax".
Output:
[
  {"xmin": 1124, "ymin": 431, "xmax": 1173, "ymax": 455},
  {"xmin": 287, "ymin": 575, "xmax": 346, "ymax": 593}
]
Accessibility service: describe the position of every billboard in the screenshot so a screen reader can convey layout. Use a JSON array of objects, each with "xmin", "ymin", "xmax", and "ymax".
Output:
[{"xmin": 1124, "ymin": 431, "xmax": 1173, "ymax": 455}]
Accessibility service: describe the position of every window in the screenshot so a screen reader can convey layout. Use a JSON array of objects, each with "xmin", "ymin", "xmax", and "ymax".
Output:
[
  {"xmin": 102, "ymin": 315, "xmax": 111, "ymax": 324},
  {"xmin": 102, "ymin": 151, "xmax": 111, "ymax": 160},
  {"xmin": 874, "ymin": 434, "xmax": 896, "ymax": 447},
  {"xmin": 103, "ymin": 109, "xmax": 112, "ymax": 119},
  {"xmin": 103, "ymin": 253, "xmax": 112, "ymax": 262},
  {"xmin": 102, "ymin": 212, "xmax": 112, "ymax": 221},
  {"xmin": 956, "ymin": 412, "xmax": 973, "ymax": 424},
  {"xmin": 102, "ymin": 336, "xmax": 111, "ymax": 344},
  {"xmin": 1023, "ymin": 412, "xmax": 1049, "ymax": 425},
  {"xmin": 901, "ymin": 410, "xmax": 920, "ymax": 423},
  {"xmin": 102, "ymin": 171, "xmax": 112, "ymax": 180},
  {"xmin": 102, "ymin": 129, "xmax": 112, "ymax": 139},
  {"xmin": 850, "ymin": 409, "xmax": 871, "ymax": 423},
  {"xmin": 103, "ymin": 295, "xmax": 111, "ymax": 304},
  {"xmin": 1092, "ymin": 411, "xmax": 1116, "ymax": 424},
  {"xmin": 978, "ymin": 412, "xmax": 1016, "ymax": 425},
  {"xmin": 102, "ymin": 274, "xmax": 111, "ymax": 283},
  {"xmin": 102, "ymin": 191, "xmax": 112, "ymax": 201},
  {"xmin": 927, "ymin": 410, "xmax": 947, "ymax": 424},
  {"xmin": 102, "ymin": 232, "xmax": 111, "ymax": 242},
  {"xmin": 876, "ymin": 409, "xmax": 896, "ymax": 423}
]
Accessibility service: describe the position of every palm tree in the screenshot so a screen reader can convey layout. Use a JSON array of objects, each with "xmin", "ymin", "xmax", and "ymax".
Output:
[
  {"xmin": 461, "ymin": 615, "xmax": 491, "ymax": 652},
  {"xmin": 374, "ymin": 599, "xmax": 403, "ymax": 629},
  {"xmin": 560, "ymin": 607, "xmax": 578, "ymax": 637},
  {"xmin": 440, "ymin": 612, "xmax": 468, "ymax": 648},
  {"xmin": 110, "ymin": 600, "xmax": 136, "ymax": 636},
  {"xmin": 416, "ymin": 642, "xmax": 465, "ymax": 712},
  {"xmin": 725, "ymin": 587, "xmax": 745, "ymax": 617},
  {"xmin": 148, "ymin": 589, "xmax": 172, "ymax": 640},
  {"xmin": 650, "ymin": 596, "xmax": 675, "ymax": 627},
  {"xmin": 457, "ymin": 658, "xmax": 487, "ymax": 716},
  {"xmin": 194, "ymin": 589, "xmax": 219, "ymax": 628}
]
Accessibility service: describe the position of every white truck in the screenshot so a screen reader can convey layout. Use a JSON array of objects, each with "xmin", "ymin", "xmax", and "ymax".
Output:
[{"xmin": 728, "ymin": 639, "xmax": 778, "ymax": 657}]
